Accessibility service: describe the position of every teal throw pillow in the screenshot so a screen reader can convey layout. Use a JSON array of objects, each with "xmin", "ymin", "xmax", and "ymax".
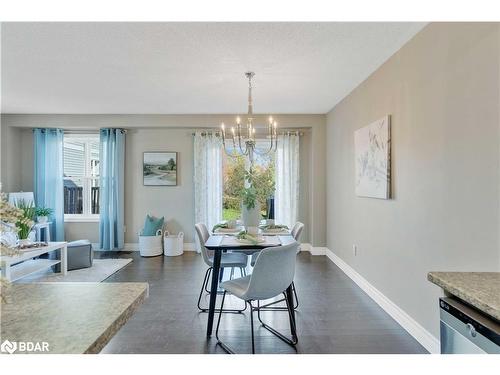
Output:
[{"xmin": 142, "ymin": 215, "xmax": 164, "ymax": 236}]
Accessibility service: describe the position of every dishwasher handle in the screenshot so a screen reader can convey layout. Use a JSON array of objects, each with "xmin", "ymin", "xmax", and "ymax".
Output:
[{"xmin": 466, "ymin": 323, "xmax": 477, "ymax": 338}]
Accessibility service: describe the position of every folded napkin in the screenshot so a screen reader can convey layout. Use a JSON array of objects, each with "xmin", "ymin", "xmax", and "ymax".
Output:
[
  {"xmin": 212, "ymin": 222, "xmax": 239, "ymax": 232},
  {"xmin": 212, "ymin": 223, "xmax": 228, "ymax": 232}
]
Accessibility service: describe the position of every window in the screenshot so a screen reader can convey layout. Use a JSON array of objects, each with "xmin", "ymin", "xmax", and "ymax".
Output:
[
  {"xmin": 63, "ymin": 134, "xmax": 100, "ymax": 221},
  {"xmin": 222, "ymin": 140, "xmax": 275, "ymax": 221}
]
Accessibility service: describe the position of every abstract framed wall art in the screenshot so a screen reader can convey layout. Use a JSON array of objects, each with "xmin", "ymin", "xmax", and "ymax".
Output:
[{"xmin": 354, "ymin": 115, "xmax": 391, "ymax": 199}]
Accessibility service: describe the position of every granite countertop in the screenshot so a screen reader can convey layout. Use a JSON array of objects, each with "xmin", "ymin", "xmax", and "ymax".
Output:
[
  {"xmin": 1, "ymin": 282, "xmax": 148, "ymax": 354},
  {"xmin": 428, "ymin": 272, "xmax": 500, "ymax": 321}
]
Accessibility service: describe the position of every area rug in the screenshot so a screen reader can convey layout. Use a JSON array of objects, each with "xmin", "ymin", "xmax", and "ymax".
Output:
[{"xmin": 18, "ymin": 258, "xmax": 133, "ymax": 283}]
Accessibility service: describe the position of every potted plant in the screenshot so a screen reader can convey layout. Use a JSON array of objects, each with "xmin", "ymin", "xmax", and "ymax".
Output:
[
  {"xmin": 35, "ymin": 206, "xmax": 53, "ymax": 223},
  {"xmin": 0, "ymin": 192, "xmax": 22, "ymax": 301},
  {"xmin": 240, "ymin": 166, "xmax": 275, "ymax": 228},
  {"xmin": 15, "ymin": 200, "xmax": 36, "ymax": 245}
]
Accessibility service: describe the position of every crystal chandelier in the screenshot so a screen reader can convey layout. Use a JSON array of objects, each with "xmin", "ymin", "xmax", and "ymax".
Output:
[{"xmin": 220, "ymin": 72, "xmax": 278, "ymax": 164}]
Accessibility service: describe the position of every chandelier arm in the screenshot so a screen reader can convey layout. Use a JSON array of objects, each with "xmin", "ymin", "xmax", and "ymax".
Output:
[
  {"xmin": 253, "ymin": 142, "xmax": 273, "ymax": 156},
  {"xmin": 237, "ymin": 127, "xmax": 249, "ymax": 155},
  {"xmin": 231, "ymin": 133, "xmax": 237, "ymax": 150},
  {"xmin": 262, "ymin": 131, "xmax": 276, "ymax": 155},
  {"xmin": 253, "ymin": 125, "xmax": 276, "ymax": 155}
]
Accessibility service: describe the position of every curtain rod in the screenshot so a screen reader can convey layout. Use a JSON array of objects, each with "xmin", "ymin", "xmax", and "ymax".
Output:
[
  {"xmin": 191, "ymin": 130, "xmax": 304, "ymax": 136},
  {"xmin": 62, "ymin": 129, "xmax": 128, "ymax": 134}
]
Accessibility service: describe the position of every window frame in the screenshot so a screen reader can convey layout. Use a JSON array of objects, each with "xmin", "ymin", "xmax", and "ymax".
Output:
[{"xmin": 63, "ymin": 133, "xmax": 100, "ymax": 222}]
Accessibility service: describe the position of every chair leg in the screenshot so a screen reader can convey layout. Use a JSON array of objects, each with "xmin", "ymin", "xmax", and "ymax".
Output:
[
  {"xmin": 215, "ymin": 291, "xmax": 226, "ymax": 336},
  {"xmin": 197, "ymin": 267, "xmax": 211, "ymax": 311},
  {"xmin": 253, "ymin": 282, "xmax": 299, "ymax": 311},
  {"xmin": 229, "ymin": 267, "xmax": 234, "ymax": 280},
  {"xmin": 284, "ymin": 291, "xmax": 298, "ymax": 343},
  {"xmin": 204, "ymin": 267, "xmax": 212, "ymax": 293},
  {"xmin": 204, "ymin": 267, "xmax": 228, "ymax": 295},
  {"xmin": 198, "ymin": 267, "xmax": 246, "ymax": 313},
  {"xmin": 249, "ymin": 301, "xmax": 255, "ymax": 354},
  {"xmin": 216, "ymin": 297, "xmax": 256, "ymax": 355},
  {"xmin": 217, "ymin": 296, "xmax": 298, "ymax": 354},
  {"xmin": 256, "ymin": 292, "xmax": 298, "ymax": 347},
  {"xmin": 215, "ymin": 291, "xmax": 235, "ymax": 354},
  {"xmin": 292, "ymin": 282, "xmax": 299, "ymax": 309}
]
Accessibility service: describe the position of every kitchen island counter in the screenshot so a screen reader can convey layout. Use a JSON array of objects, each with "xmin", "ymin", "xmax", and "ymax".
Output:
[
  {"xmin": 427, "ymin": 272, "xmax": 500, "ymax": 321},
  {"xmin": 1, "ymin": 282, "xmax": 148, "ymax": 354}
]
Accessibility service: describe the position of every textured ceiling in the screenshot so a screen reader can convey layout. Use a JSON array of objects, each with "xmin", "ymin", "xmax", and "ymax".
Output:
[{"xmin": 1, "ymin": 22, "xmax": 426, "ymax": 114}]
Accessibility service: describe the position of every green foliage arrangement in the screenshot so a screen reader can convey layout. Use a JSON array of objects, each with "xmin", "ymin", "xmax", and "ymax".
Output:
[
  {"xmin": 0, "ymin": 192, "xmax": 23, "ymax": 255},
  {"xmin": 242, "ymin": 185, "xmax": 258, "ymax": 210},
  {"xmin": 0, "ymin": 192, "xmax": 22, "ymax": 300},
  {"xmin": 241, "ymin": 166, "xmax": 275, "ymax": 210},
  {"xmin": 35, "ymin": 206, "xmax": 53, "ymax": 217},
  {"xmin": 15, "ymin": 199, "xmax": 36, "ymax": 240},
  {"xmin": 236, "ymin": 230, "xmax": 259, "ymax": 245}
]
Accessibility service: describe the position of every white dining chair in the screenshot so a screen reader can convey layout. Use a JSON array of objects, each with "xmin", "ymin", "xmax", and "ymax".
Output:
[
  {"xmin": 195, "ymin": 223, "xmax": 249, "ymax": 313},
  {"xmin": 250, "ymin": 221, "xmax": 304, "ymax": 310},
  {"xmin": 215, "ymin": 241, "xmax": 299, "ymax": 354}
]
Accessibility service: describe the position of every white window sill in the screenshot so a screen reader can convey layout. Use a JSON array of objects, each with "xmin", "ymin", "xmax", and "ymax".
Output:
[{"xmin": 64, "ymin": 216, "xmax": 100, "ymax": 223}]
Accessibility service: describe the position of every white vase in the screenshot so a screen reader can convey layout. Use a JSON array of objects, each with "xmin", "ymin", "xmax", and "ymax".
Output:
[
  {"xmin": 241, "ymin": 201, "xmax": 261, "ymax": 228},
  {"xmin": 37, "ymin": 216, "xmax": 48, "ymax": 223}
]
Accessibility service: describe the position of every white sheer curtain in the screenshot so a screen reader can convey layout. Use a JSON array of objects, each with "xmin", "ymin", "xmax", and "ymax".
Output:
[
  {"xmin": 275, "ymin": 133, "xmax": 300, "ymax": 229},
  {"xmin": 193, "ymin": 132, "xmax": 223, "ymax": 252}
]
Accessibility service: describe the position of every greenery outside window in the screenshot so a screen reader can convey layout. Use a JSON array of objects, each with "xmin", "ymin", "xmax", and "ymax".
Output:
[{"xmin": 222, "ymin": 140, "xmax": 275, "ymax": 220}]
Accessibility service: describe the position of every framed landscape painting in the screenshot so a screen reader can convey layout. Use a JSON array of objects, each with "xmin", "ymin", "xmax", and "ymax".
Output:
[
  {"xmin": 143, "ymin": 152, "xmax": 177, "ymax": 186},
  {"xmin": 354, "ymin": 115, "xmax": 391, "ymax": 199}
]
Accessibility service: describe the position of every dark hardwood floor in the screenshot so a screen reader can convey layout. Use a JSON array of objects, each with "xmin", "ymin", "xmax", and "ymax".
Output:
[{"xmin": 96, "ymin": 251, "xmax": 427, "ymax": 354}]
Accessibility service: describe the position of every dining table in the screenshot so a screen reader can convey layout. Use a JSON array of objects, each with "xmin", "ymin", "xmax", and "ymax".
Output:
[{"xmin": 204, "ymin": 233, "xmax": 297, "ymax": 337}]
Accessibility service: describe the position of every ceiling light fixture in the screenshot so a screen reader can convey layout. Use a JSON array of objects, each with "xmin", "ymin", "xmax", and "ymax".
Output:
[{"xmin": 220, "ymin": 72, "xmax": 277, "ymax": 164}]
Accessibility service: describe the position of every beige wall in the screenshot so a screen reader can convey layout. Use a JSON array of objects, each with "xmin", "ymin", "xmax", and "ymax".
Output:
[
  {"xmin": 326, "ymin": 23, "xmax": 500, "ymax": 339},
  {"xmin": 124, "ymin": 128, "xmax": 194, "ymax": 242},
  {"xmin": 1, "ymin": 114, "xmax": 326, "ymax": 245},
  {"xmin": 0, "ymin": 122, "xmax": 23, "ymax": 192}
]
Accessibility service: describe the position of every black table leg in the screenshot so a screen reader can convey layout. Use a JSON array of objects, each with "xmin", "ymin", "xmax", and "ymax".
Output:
[
  {"xmin": 285, "ymin": 285, "xmax": 297, "ymax": 340},
  {"xmin": 207, "ymin": 250, "xmax": 221, "ymax": 337}
]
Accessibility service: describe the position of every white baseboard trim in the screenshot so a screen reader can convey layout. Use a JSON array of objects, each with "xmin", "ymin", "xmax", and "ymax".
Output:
[
  {"xmin": 123, "ymin": 243, "xmax": 138, "ymax": 251},
  {"xmin": 301, "ymin": 243, "xmax": 327, "ymax": 256},
  {"xmin": 183, "ymin": 242, "xmax": 196, "ymax": 252},
  {"xmin": 325, "ymin": 249, "xmax": 440, "ymax": 354},
  {"xmin": 94, "ymin": 242, "xmax": 198, "ymax": 252}
]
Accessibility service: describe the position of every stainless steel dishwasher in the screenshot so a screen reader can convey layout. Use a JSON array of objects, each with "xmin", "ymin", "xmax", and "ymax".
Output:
[{"xmin": 440, "ymin": 297, "xmax": 500, "ymax": 354}]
